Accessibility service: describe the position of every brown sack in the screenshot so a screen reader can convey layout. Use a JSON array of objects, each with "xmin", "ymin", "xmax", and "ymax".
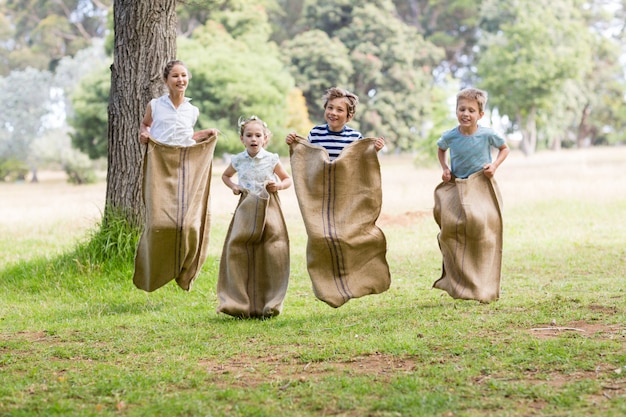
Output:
[
  {"xmin": 289, "ymin": 136, "xmax": 391, "ymax": 308},
  {"xmin": 433, "ymin": 171, "xmax": 503, "ymax": 302},
  {"xmin": 133, "ymin": 136, "xmax": 217, "ymax": 292},
  {"xmin": 216, "ymin": 187, "xmax": 290, "ymax": 318}
]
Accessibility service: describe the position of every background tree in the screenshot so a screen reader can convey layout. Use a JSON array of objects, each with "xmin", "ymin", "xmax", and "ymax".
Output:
[
  {"xmin": 280, "ymin": 29, "xmax": 354, "ymax": 123},
  {"xmin": 178, "ymin": 4, "xmax": 298, "ymax": 155},
  {"xmin": 0, "ymin": 0, "xmax": 111, "ymax": 74},
  {"xmin": 106, "ymin": 0, "xmax": 177, "ymax": 226},
  {"xmin": 391, "ymin": 0, "xmax": 482, "ymax": 83},
  {"xmin": 477, "ymin": 0, "xmax": 593, "ymax": 155},
  {"xmin": 278, "ymin": 0, "xmax": 444, "ymax": 152},
  {"xmin": 0, "ymin": 67, "xmax": 53, "ymax": 182},
  {"xmin": 69, "ymin": 65, "xmax": 110, "ymax": 159}
]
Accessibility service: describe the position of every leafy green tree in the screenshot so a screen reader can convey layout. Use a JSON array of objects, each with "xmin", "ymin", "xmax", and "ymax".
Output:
[
  {"xmin": 172, "ymin": 5, "xmax": 297, "ymax": 155},
  {"xmin": 0, "ymin": 67, "xmax": 53, "ymax": 181},
  {"xmin": 69, "ymin": 65, "xmax": 110, "ymax": 159},
  {"xmin": 281, "ymin": 0, "xmax": 444, "ymax": 152},
  {"xmin": 477, "ymin": 0, "xmax": 593, "ymax": 155},
  {"xmin": 0, "ymin": 0, "xmax": 111, "ymax": 74},
  {"xmin": 69, "ymin": 2, "xmax": 301, "ymax": 160},
  {"xmin": 281, "ymin": 29, "xmax": 353, "ymax": 123},
  {"xmin": 391, "ymin": 0, "xmax": 482, "ymax": 82},
  {"xmin": 572, "ymin": 1, "xmax": 626, "ymax": 147}
]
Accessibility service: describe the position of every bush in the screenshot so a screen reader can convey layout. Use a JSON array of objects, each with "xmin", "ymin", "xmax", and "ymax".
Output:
[
  {"xmin": 63, "ymin": 149, "xmax": 97, "ymax": 184},
  {"xmin": 0, "ymin": 158, "xmax": 29, "ymax": 182}
]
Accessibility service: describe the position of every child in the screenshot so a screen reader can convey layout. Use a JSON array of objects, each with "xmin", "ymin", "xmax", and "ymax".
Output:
[
  {"xmin": 133, "ymin": 60, "xmax": 218, "ymax": 293},
  {"xmin": 433, "ymin": 87, "xmax": 510, "ymax": 302},
  {"xmin": 217, "ymin": 116, "xmax": 292, "ymax": 318},
  {"xmin": 222, "ymin": 115, "xmax": 292, "ymax": 197},
  {"xmin": 139, "ymin": 60, "xmax": 218, "ymax": 146},
  {"xmin": 285, "ymin": 87, "xmax": 391, "ymax": 308},
  {"xmin": 285, "ymin": 87, "xmax": 385, "ymax": 159}
]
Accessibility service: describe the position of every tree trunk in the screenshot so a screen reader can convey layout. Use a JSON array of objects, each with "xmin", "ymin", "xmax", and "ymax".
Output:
[
  {"xmin": 518, "ymin": 107, "xmax": 537, "ymax": 156},
  {"xmin": 106, "ymin": 0, "xmax": 177, "ymax": 226},
  {"xmin": 576, "ymin": 103, "xmax": 591, "ymax": 148}
]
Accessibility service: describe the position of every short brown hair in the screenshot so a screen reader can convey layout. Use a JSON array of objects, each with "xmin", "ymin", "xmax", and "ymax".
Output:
[
  {"xmin": 163, "ymin": 60, "xmax": 190, "ymax": 80},
  {"xmin": 456, "ymin": 87, "xmax": 488, "ymax": 113},
  {"xmin": 323, "ymin": 87, "xmax": 359, "ymax": 119}
]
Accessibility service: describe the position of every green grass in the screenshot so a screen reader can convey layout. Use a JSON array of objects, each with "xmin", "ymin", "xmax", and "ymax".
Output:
[{"xmin": 1, "ymin": 153, "xmax": 625, "ymax": 416}]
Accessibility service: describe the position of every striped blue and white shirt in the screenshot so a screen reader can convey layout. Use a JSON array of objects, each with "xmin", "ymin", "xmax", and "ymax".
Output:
[{"xmin": 308, "ymin": 124, "xmax": 363, "ymax": 161}]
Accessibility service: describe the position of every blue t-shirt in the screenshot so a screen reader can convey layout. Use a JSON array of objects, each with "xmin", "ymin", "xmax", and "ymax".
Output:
[
  {"xmin": 437, "ymin": 126, "xmax": 506, "ymax": 179},
  {"xmin": 308, "ymin": 124, "xmax": 363, "ymax": 161}
]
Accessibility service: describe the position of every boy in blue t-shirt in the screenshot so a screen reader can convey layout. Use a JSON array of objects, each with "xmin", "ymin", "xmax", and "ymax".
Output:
[{"xmin": 437, "ymin": 87, "xmax": 509, "ymax": 180}]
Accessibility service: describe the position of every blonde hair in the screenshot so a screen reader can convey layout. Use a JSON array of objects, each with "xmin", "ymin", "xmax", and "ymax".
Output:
[
  {"xmin": 238, "ymin": 115, "xmax": 272, "ymax": 143},
  {"xmin": 323, "ymin": 87, "xmax": 359, "ymax": 119},
  {"xmin": 457, "ymin": 87, "xmax": 488, "ymax": 113}
]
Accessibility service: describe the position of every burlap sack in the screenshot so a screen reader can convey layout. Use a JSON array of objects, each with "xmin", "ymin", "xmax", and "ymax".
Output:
[
  {"xmin": 133, "ymin": 136, "xmax": 217, "ymax": 292},
  {"xmin": 217, "ymin": 187, "xmax": 290, "ymax": 318},
  {"xmin": 289, "ymin": 136, "xmax": 391, "ymax": 308},
  {"xmin": 433, "ymin": 171, "xmax": 503, "ymax": 302}
]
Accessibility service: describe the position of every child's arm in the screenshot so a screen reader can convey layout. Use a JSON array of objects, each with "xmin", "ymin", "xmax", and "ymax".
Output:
[
  {"xmin": 266, "ymin": 162, "xmax": 292, "ymax": 193},
  {"xmin": 193, "ymin": 128, "xmax": 219, "ymax": 143},
  {"xmin": 139, "ymin": 103, "xmax": 152, "ymax": 144},
  {"xmin": 438, "ymin": 148, "xmax": 452, "ymax": 182},
  {"xmin": 483, "ymin": 144, "xmax": 510, "ymax": 179},
  {"xmin": 222, "ymin": 164, "xmax": 242, "ymax": 195}
]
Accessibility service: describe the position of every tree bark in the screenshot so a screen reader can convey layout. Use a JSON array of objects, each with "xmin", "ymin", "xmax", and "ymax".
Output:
[{"xmin": 106, "ymin": 0, "xmax": 177, "ymax": 226}]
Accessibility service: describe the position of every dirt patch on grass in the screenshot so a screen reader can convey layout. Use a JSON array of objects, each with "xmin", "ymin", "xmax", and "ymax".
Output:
[
  {"xmin": 202, "ymin": 351, "xmax": 420, "ymax": 389},
  {"xmin": 528, "ymin": 320, "xmax": 624, "ymax": 340},
  {"xmin": 378, "ymin": 210, "xmax": 431, "ymax": 227}
]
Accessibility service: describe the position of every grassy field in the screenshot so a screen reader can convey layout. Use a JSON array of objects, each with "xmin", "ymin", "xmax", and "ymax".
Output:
[{"xmin": 0, "ymin": 147, "xmax": 625, "ymax": 416}]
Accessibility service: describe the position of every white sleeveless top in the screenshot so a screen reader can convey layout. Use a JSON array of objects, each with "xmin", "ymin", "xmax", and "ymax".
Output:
[{"xmin": 149, "ymin": 95, "xmax": 199, "ymax": 147}]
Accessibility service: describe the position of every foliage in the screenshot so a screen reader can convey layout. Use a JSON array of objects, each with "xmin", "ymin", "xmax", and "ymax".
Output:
[
  {"xmin": 285, "ymin": 87, "xmax": 315, "ymax": 135},
  {"xmin": 477, "ymin": 0, "xmax": 594, "ymax": 155},
  {"xmin": 68, "ymin": 65, "xmax": 111, "ymax": 159},
  {"xmin": 0, "ymin": 67, "xmax": 53, "ymax": 168},
  {"xmin": 0, "ymin": 157, "xmax": 28, "ymax": 181},
  {"xmin": 281, "ymin": 29, "xmax": 354, "ymax": 123},
  {"xmin": 391, "ymin": 0, "xmax": 482, "ymax": 83},
  {"xmin": 0, "ymin": 0, "xmax": 112, "ymax": 74},
  {"xmin": 178, "ymin": 5, "xmax": 298, "ymax": 156},
  {"xmin": 63, "ymin": 148, "xmax": 98, "ymax": 185},
  {"xmin": 278, "ymin": 0, "xmax": 445, "ymax": 152}
]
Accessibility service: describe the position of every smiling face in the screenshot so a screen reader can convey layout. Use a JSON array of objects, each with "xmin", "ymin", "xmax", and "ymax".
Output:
[
  {"xmin": 240, "ymin": 121, "xmax": 266, "ymax": 157},
  {"xmin": 456, "ymin": 97, "xmax": 484, "ymax": 135},
  {"xmin": 164, "ymin": 64, "xmax": 189, "ymax": 96},
  {"xmin": 324, "ymin": 97, "xmax": 352, "ymax": 132}
]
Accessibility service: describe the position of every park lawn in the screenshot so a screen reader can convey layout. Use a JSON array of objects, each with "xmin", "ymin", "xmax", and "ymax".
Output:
[{"xmin": 0, "ymin": 148, "xmax": 625, "ymax": 416}]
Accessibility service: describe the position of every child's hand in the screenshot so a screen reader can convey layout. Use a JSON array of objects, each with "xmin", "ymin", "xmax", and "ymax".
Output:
[
  {"xmin": 139, "ymin": 131, "xmax": 150, "ymax": 144},
  {"xmin": 442, "ymin": 168, "xmax": 452, "ymax": 183},
  {"xmin": 374, "ymin": 137, "xmax": 385, "ymax": 151},
  {"xmin": 231, "ymin": 186, "xmax": 242, "ymax": 195},
  {"xmin": 483, "ymin": 163, "xmax": 496, "ymax": 178},
  {"xmin": 285, "ymin": 132, "xmax": 297, "ymax": 145},
  {"xmin": 194, "ymin": 128, "xmax": 219, "ymax": 142},
  {"xmin": 265, "ymin": 181, "xmax": 279, "ymax": 193}
]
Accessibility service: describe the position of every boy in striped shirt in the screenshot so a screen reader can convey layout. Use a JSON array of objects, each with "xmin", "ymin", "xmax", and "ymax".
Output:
[{"xmin": 286, "ymin": 87, "xmax": 385, "ymax": 160}]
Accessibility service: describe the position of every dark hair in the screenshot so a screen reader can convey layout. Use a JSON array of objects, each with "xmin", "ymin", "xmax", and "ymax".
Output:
[
  {"xmin": 323, "ymin": 87, "xmax": 359, "ymax": 119},
  {"xmin": 162, "ymin": 60, "xmax": 190, "ymax": 80}
]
